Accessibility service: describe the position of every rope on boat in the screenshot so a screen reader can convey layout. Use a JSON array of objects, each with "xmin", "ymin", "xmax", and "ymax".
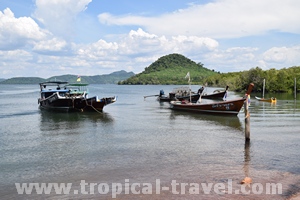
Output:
[
  {"xmin": 72, "ymin": 96, "xmax": 75, "ymax": 108},
  {"xmin": 84, "ymin": 98, "xmax": 102, "ymax": 114}
]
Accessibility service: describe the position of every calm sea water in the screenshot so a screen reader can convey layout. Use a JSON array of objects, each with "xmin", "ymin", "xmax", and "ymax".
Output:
[{"xmin": 0, "ymin": 84, "xmax": 300, "ymax": 199}]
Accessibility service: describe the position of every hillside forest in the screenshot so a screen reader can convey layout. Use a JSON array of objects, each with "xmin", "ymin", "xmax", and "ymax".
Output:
[
  {"xmin": 119, "ymin": 53, "xmax": 300, "ymax": 93},
  {"xmin": 205, "ymin": 66, "xmax": 300, "ymax": 93}
]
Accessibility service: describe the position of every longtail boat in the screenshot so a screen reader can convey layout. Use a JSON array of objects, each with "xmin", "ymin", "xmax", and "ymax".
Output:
[
  {"xmin": 148, "ymin": 86, "xmax": 229, "ymax": 102},
  {"xmin": 170, "ymin": 83, "xmax": 254, "ymax": 116},
  {"xmin": 173, "ymin": 88, "xmax": 228, "ymax": 102}
]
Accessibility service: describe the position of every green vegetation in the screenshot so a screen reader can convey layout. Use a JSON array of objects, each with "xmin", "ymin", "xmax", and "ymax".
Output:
[
  {"xmin": 0, "ymin": 77, "xmax": 46, "ymax": 84},
  {"xmin": 204, "ymin": 66, "xmax": 300, "ymax": 93},
  {"xmin": 118, "ymin": 53, "xmax": 217, "ymax": 85},
  {"xmin": 119, "ymin": 53, "xmax": 300, "ymax": 93},
  {"xmin": 0, "ymin": 70, "xmax": 134, "ymax": 84},
  {"xmin": 46, "ymin": 70, "xmax": 134, "ymax": 84}
]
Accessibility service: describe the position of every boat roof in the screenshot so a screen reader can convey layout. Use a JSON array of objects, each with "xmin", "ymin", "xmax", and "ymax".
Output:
[
  {"xmin": 41, "ymin": 89, "xmax": 69, "ymax": 93},
  {"xmin": 39, "ymin": 81, "xmax": 69, "ymax": 86},
  {"xmin": 67, "ymin": 83, "xmax": 89, "ymax": 86}
]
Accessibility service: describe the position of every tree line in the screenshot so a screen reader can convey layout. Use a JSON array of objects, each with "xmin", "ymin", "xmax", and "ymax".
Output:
[{"xmin": 203, "ymin": 66, "xmax": 300, "ymax": 93}]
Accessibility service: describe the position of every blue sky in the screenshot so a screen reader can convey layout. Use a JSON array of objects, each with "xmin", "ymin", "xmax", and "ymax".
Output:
[{"xmin": 1, "ymin": 0, "xmax": 300, "ymax": 78}]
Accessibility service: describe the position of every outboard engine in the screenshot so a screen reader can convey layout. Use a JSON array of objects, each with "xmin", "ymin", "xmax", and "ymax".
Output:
[{"xmin": 159, "ymin": 90, "xmax": 164, "ymax": 97}]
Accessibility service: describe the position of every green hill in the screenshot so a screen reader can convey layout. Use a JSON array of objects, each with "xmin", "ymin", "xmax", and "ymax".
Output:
[
  {"xmin": 0, "ymin": 70, "xmax": 134, "ymax": 84},
  {"xmin": 119, "ymin": 53, "xmax": 217, "ymax": 85},
  {"xmin": 0, "ymin": 77, "xmax": 46, "ymax": 84}
]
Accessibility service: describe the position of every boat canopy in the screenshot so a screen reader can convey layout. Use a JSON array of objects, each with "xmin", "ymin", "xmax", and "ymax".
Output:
[
  {"xmin": 41, "ymin": 89, "xmax": 69, "ymax": 93},
  {"xmin": 39, "ymin": 81, "xmax": 69, "ymax": 86},
  {"xmin": 67, "ymin": 83, "xmax": 89, "ymax": 86},
  {"xmin": 66, "ymin": 83, "xmax": 89, "ymax": 94},
  {"xmin": 39, "ymin": 81, "xmax": 69, "ymax": 91},
  {"xmin": 39, "ymin": 81, "xmax": 89, "ymax": 95}
]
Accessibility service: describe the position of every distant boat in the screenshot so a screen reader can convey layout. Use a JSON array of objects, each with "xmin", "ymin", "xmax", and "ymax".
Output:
[
  {"xmin": 157, "ymin": 88, "xmax": 197, "ymax": 102},
  {"xmin": 150, "ymin": 86, "xmax": 228, "ymax": 102},
  {"xmin": 38, "ymin": 81, "xmax": 116, "ymax": 112},
  {"xmin": 170, "ymin": 83, "xmax": 254, "ymax": 116},
  {"xmin": 144, "ymin": 87, "xmax": 194, "ymax": 102},
  {"xmin": 255, "ymin": 79, "xmax": 276, "ymax": 103},
  {"xmin": 254, "ymin": 96, "xmax": 276, "ymax": 103}
]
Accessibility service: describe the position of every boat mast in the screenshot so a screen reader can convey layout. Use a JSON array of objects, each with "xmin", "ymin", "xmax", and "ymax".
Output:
[
  {"xmin": 262, "ymin": 79, "xmax": 265, "ymax": 99},
  {"xmin": 189, "ymin": 75, "xmax": 191, "ymax": 102},
  {"xmin": 185, "ymin": 72, "xmax": 191, "ymax": 102}
]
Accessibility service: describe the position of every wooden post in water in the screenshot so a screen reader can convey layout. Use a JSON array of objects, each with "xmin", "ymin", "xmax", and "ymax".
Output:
[
  {"xmin": 243, "ymin": 140, "xmax": 250, "ymax": 177},
  {"xmin": 244, "ymin": 99, "xmax": 250, "ymax": 141},
  {"xmin": 295, "ymin": 78, "xmax": 297, "ymax": 100},
  {"xmin": 244, "ymin": 83, "xmax": 254, "ymax": 141}
]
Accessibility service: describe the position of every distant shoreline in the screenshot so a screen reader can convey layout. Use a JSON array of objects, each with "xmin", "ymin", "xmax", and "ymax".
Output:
[{"xmin": 0, "ymin": 70, "xmax": 134, "ymax": 85}]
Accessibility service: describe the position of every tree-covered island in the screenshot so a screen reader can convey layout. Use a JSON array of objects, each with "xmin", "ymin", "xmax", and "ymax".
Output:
[{"xmin": 119, "ymin": 53, "xmax": 300, "ymax": 93}]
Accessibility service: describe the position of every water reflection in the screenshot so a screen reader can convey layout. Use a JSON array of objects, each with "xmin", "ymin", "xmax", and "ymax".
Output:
[
  {"xmin": 39, "ymin": 110, "xmax": 114, "ymax": 134},
  {"xmin": 251, "ymin": 99, "xmax": 300, "ymax": 116},
  {"xmin": 169, "ymin": 111, "xmax": 242, "ymax": 131}
]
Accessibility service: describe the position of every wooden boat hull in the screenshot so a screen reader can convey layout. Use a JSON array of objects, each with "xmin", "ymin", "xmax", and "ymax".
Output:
[
  {"xmin": 176, "ymin": 94, "xmax": 200, "ymax": 102},
  {"xmin": 157, "ymin": 96, "xmax": 174, "ymax": 102},
  {"xmin": 39, "ymin": 94, "xmax": 116, "ymax": 112},
  {"xmin": 76, "ymin": 96, "xmax": 116, "ymax": 112},
  {"xmin": 170, "ymin": 98, "xmax": 246, "ymax": 115},
  {"xmin": 158, "ymin": 94, "xmax": 199, "ymax": 102},
  {"xmin": 202, "ymin": 90, "xmax": 226, "ymax": 99}
]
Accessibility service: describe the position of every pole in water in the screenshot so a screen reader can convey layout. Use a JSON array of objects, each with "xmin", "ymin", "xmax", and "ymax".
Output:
[
  {"xmin": 262, "ymin": 79, "xmax": 265, "ymax": 99},
  {"xmin": 295, "ymin": 78, "xmax": 297, "ymax": 100},
  {"xmin": 244, "ymin": 83, "xmax": 254, "ymax": 141},
  {"xmin": 244, "ymin": 95, "xmax": 250, "ymax": 141}
]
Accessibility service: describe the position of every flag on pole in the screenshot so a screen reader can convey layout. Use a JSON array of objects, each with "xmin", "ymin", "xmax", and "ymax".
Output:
[
  {"xmin": 185, "ymin": 72, "xmax": 190, "ymax": 83},
  {"xmin": 77, "ymin": 75, "xmax": 81, "ymax": 82}
]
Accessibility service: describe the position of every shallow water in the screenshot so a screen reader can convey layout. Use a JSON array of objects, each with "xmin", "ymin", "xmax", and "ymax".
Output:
[{"xmin": 0, "ymin": 84, "xmax": 300, "ymax": 199}]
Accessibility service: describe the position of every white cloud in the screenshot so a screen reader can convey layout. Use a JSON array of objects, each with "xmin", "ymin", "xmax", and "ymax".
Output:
[
  {"xmin": 118, "ymin": 28, "xmax": 219, "ymax": 57},
  {"xmin": 258, "ymin": 46, "xmax": 300, "ymax": 70},
  {"xmin": 0, "ymin": 49, "xmax": 32, "ymax": 62},
  {"xmin": 200, "ymin": 47, "xmax": 259, "ymax": 72},
  {"xmin": 77, "ymin": 39, "xmax": 119, "ymax": 60},
  {"xmin": 0, "ymin": 49, "xmax": 34, "ymax": 77},
  {"xmin": 98, "ymin": 0, "xmax": 300, "ymax": 38},
  {"xmin": 33, "ymin": 0, "xmax": 92, "ymax": 40},
  {"xmin": 74, "ymin": 28, "xmax": 219, "ymax": 73},
  {"xmin": 0, "ymin": 8, "xmax": 48, "ymax": 50},
  {"xmin": 33, "ymin": 38, "xmax": 69, "ymax": 53},
  {"xmin": 263, "ymin": 46, "xmax": 300, "ymax": 64},
  {"xmin": 204, "ymin": 46, "xmax": 300, "ymax": 72}
]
